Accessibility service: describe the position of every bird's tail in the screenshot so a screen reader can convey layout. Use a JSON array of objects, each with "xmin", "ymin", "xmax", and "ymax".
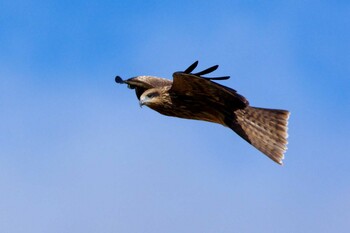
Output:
[{"xmin": 231, "ymin": 106, "xmax": 290, "ymax": 164}]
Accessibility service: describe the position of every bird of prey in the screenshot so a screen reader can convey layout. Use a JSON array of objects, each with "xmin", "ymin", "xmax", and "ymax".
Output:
[{"xmin": 115, "ymin": 61, "xmax": 290, "ymax": 164}]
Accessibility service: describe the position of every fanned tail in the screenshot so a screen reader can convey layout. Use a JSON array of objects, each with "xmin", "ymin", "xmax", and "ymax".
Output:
[{"xmin": 231, "ymin": 106, "xmax": 290, "ymax": 164}]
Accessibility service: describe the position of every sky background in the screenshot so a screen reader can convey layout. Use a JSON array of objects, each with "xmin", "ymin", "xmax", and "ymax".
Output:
[{"xmin": 1, "ymin": 1, "xmax": 350, "ymax": 232}]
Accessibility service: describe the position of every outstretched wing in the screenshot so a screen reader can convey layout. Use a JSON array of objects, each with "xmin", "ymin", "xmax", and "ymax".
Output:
[
  {"xmin": 116, "ymin": 75, "xmax": 172, "ymax": 99},
  {"xmin": 171, "ymin": 63, "xmax": 248, "ymax": 110}
]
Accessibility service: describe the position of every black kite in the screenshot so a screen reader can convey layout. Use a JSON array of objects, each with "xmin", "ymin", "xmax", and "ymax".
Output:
[{"xmin": 115, "ymin": 61, "xmax": 290, "ymax": 164}]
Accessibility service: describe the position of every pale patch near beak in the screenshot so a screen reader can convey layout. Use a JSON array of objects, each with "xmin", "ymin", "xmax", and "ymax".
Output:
[{"xmin": 139, "ymin": 96, "xmax": 150, "ymax": 107}]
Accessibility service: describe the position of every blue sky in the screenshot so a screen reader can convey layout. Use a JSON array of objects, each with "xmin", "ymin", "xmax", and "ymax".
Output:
[{"xmin": 1, "ymin": 1, "xmax": 349, "ymax": 232}]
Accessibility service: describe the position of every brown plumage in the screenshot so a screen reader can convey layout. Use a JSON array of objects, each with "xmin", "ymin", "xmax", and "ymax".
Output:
[{"xmin": 115, "ymin": 61, "xmax": 290, "ymax": 164}]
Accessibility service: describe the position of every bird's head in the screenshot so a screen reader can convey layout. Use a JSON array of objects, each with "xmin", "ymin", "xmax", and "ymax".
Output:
[{"xmin": 139, "ymin": 87, "xmax": 171, "ymax": 109}]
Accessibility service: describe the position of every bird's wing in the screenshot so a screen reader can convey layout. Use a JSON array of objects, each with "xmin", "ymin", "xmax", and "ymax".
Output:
[
  {"xmin": 116, "ymin": 75, "xmax": 172, "ymax": 99},
  {"xmin": 126, "ymin": 76, "xmax": 172, "ymax": 89},
  {"xmin": 171, "ymin": 72, "xmax": 249, "ymax": 110}
]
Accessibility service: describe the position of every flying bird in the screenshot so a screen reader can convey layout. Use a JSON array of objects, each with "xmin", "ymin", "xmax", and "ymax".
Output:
[{"xmin": 115, "ymin": 61, "xmax": 290, "ymax": 164}]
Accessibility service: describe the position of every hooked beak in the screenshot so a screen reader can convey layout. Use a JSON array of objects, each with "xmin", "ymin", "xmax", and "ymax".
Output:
[{"xmin": 139, "ymin": 96, "xmax": 150, "ymax": 107}]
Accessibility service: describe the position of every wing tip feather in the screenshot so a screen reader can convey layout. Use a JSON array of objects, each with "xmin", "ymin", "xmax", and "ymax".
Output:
[{"xmin": 115, "ymin": 76, "xmax": 125, "ymax": 84}]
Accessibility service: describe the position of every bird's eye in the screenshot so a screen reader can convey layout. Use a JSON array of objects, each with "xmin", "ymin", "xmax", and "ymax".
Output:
[
  {"xmin": 127, "ymin": 84, "xmax": 135, "ymax": 89},
  {"xmin": 147, "ymin": 92, "xmax": 159, "ymax": 98}
]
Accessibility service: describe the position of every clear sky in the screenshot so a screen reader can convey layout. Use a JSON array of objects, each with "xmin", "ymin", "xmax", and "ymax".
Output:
[{"xmin": 1, "ymin": 1, "xmax": 349, "ymax": 232}]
